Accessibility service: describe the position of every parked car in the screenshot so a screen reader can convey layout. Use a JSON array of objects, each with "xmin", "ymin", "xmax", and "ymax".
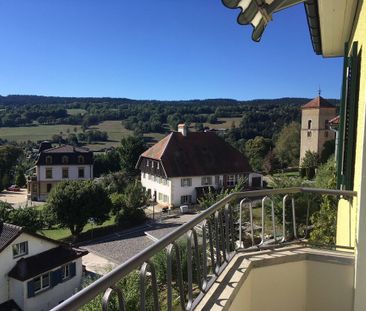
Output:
[{"xmin": 7, "ymin": 185, "xmax": 20, "ymax": 192}]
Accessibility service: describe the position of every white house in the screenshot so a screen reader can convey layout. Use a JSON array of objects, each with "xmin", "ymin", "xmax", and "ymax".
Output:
[
  {"xmin": 27, "ymin": 142, "xmax": 94, "ymax": 201},
  {"xmin": 136, "ymin": 124, "xmax": 262, "ymax": 207},
  {"xmin": 0, "ymin": 223, "xmax": 87, "ymax": 311}
]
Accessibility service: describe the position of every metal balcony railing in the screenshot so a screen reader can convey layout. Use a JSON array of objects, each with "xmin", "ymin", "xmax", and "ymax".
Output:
[{"xmin": 52, "ymin": 187, "xmax": 356, "ymax": 311}]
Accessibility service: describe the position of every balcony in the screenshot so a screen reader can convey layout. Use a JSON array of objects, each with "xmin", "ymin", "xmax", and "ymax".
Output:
[{"xmin": 52, "ymin": 187, "xmax": 356, "ymax": 311}]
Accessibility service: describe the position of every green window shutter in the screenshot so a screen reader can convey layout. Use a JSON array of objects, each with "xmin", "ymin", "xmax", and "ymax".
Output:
[
  {"xmin": 337, "ymin": 42, "xmax": 360, "ymax": 190},
  {"xmin": 70, "ymin": 262, "xmax": 76, "ymax": 278},
  {"xmin": 27, "ymin": 280, "xmax": 35, "ymax": 298}
]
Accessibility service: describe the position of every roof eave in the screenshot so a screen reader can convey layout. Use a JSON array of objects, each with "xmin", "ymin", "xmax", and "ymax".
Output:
[{"xmin": 304, "ymin": 0, "xmax": 322, "ymax": 55}]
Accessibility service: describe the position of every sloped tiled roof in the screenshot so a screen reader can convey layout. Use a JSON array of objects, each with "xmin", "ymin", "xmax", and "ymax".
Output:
[
  {"xmin": 9, "ymin": 246, "xmax": 88, "ymax": 281},
  {"xmin": 43, "ymin": 145, "xmax": 90, "ymax": 153},
  {"xmin": 0, "ymin": 223, "xmax": 23, "ymax": 253},
  {"xmin": 329, "ymin": 115, "xmax": 340, "ymax": 125},
  {"xmin": 301, "ymin": 96, "xmax": 335, "ymax": 109},
  {"xmin": 138, "ymin": 131, "xmax": 252, "ymax": 177}
]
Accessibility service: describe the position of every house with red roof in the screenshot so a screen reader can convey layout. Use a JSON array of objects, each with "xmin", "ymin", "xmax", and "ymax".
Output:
[
  {"xmin": 27, "ymin": 142, "xmax": 94, "ymax": 201},
  {"xmin": 0, "ymin": 222, "xmax": 87, "ymax": 311},
  {"xmin": 136, "ymin": 124, "xmax": 262, "ymax": 207}
]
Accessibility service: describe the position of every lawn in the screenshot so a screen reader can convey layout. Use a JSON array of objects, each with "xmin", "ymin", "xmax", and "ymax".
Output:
[
  {"xmin": 200, "ymin": 117, "xmax": 243, "ymax": 130},
  {"xmin": 0, "ymin": 124, "xmax": 82, "ymax": 142},
  {"xmin": 66, "ymin": 108, "xmax": 87, "ymax": 116},
  {"xmin": 39, "ymin": 215, "xmax": 116, "ymax": 241},
  {"xmin": 0, "ymin": 117, "xmax": 243, "ymax": 151}
]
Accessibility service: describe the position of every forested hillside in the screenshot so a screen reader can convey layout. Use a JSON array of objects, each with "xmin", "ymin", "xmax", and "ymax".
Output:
[{"xmin": 0, "ymin": 95, "xmax": 338, "ymax": 141}]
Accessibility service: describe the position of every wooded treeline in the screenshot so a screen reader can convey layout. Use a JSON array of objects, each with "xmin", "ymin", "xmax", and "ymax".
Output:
[{"xmin": 0, "ymin": 95, "xmax": 338, "ymax": 134}]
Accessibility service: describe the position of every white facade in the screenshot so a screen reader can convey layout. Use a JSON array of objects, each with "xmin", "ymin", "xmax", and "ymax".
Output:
[
  {"xmin": 141, "ymin": 173, "xmax": 263, "ymax": 207},
  {"xmin": 37, "ymin": 164, "xmax": 93, "ymax": 181},
  {"xmin": 0, "ymin": 233, "xmax": 84, "ymax": 311}
]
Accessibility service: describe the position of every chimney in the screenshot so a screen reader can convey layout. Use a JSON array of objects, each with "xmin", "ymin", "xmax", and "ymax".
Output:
[{"xmin": 178, "ymin": 124, "xmax": 188, "ymax": 136}]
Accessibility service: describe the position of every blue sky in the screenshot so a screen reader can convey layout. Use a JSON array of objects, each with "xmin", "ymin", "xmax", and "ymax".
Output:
[{"xmin": 0, "ymin": 0, "xmax": 342, "ymax": 100}]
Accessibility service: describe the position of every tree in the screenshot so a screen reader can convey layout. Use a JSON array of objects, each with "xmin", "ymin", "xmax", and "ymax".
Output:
[
  {"xmin": 0, "ymin": 202, "xmax": 43, "ymax": 232},
  {"xmin": 262, "ymin": 150, "xmax": 281, "ymax": 174},
  {"xmin": 244, "ymin": 136, "xmax": 272, "ymax": 171},
  {"xmin": 320, "ymin": 140, "xmax": 335, "ymax": 163},
  {"xmin": 93, "ymin": 149, "xmax": 121, "ymax": 177},
  {"xmin": 113, "ymin": 182, "xmax": 147, "ymax": 226},
  {"xmin": 118, "ymin": 135, "xmax": 147, "ymax": 177},
  {"xmin": 15, "ymin": 169, "xmax": 27, "ymax": 187},
  {"xmin": 310, "ymin": 158, "xmax": 337, "ymax": 244},
  {"xmin": 300, "ymin": 150, "xmax": 320, "ymax": 179},
  {"xmin": 275, "ymin": 122, "xmax": 300, "ymax": 167},
  {"xmin": 46, "ymin": 180, "xmax": 112, "ymax": 238}
]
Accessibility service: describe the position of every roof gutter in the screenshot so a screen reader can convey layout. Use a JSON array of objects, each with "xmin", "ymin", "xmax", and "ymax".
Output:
[{"xmin": 304, "ymin": 0, "xmax": 322, "ymax": 55}]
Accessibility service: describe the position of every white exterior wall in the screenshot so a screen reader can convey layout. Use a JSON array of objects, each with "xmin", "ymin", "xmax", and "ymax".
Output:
[
  {"xmin": 0, "ymin": 233, "xmax": 57, "ymax": 303},
  {"xmin": 170, "ymin": 176, "xmax": 221, "ymax": 207},
  {"xmin": 17, "ymin": 258, "xmax": 83, "ymax": 311},
  {"xmin": 140, "ymin": 173, "xmax": 172, "ymax": 205},
  {"xmin": 37, "ymin": 165, "xmax": 93, "ymax": 181},
  {"xmin": 141, "ymin": 173, "xmax": 263, "ymax": 207}
]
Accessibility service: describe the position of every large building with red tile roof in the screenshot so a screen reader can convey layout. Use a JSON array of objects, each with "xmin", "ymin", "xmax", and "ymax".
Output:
[
  {"xmin": 27, "ymin": 142, "xmax": 94, "ymax": 201},
  {"xmin": 136, "ymin": 124, "xmax": 262, "ymax": 207},
  {"xmin": 300, "ymin": 96, "xmax": 337, "ymax": 163}
]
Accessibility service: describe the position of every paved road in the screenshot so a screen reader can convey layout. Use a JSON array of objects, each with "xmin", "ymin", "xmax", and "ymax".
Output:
[{"xmin": 80, "ymin": 213, "xmax": 197, "ymax": 265}]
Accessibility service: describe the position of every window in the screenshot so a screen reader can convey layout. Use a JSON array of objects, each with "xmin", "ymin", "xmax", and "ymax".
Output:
[
  {"xmin": 215, "ymin": 176, "xmax": 220, "ymax": 185},
  {"xmin": 12, "ymin": 241, "xmax": 28, "ymax": 258},
  {"xmin": 61, "ymin": 264, "xmax": 70, "ymax": 280},
  {"xmin": 158, "ymin": 193, "xmax": 163, "ymax": 201},
  {"xmin": 46, "ymin": 168, "xmax": 52, "ymax": 179},
  {"xmin": 157, "ymin": 162, "xmax": 160, "ymax": 169},
  {"xmin": 148, "ymin": 174, "xmax": 152, "ymax": 180},
  {"xmin": 307, "ymin": 131, "xmax": 312, "ymax": 137},
  {"xmin": 162, "ymin": 178, "xmax": 168, "ymax": 185},
  {"xmin": 325, "ymin": 131, "xmax": 329, "ymax": 138},
  {"xmin": 77, "ymin": 155, "xmax": 84, "ymax": 164},
  {"xmin": 181, "ymin": 178, "xmax": 192, "ymax": 187},
  {"xmin": 33, "ymin": 273, "xmax": 50, "ymax": 294},
  {"xmin": 181, "ymin": 195, "xmax": 192, "ymax": 204},
  {"xmin": 78, "ymin": 167, "xmax": 85, "ymax": 178},
  {"xmin": 47, "ymin": 184, "xmax": 52, "ymax": 193},
  {"xmin": 163, "ymin": 194, "xmax": 169, "ymax": 203},
  {"xmin": 62, "ymin": 168, "xmax": 69, "ymax": 179},
  {"xmin": 227, "ymin": 175, "xmax": 235, "ymax": 186},
  {"xmin": 307, "ymin": 120, "xmax": 312, "ymax": 130},
  {"xmin": 61, "ymin": 156, "xmax": 69, "ymax": 164},
  {"xmin": 201, "ymin": 176, "xmax": 212, "ymax": 186},
  {"xmin": 45, "ymin": 156, "xmax": 52, "ymax": 165},
  {"xmin": 152, "ymin": 161, "xmax": 154, "ymax": 168},
  {"xmin": 146, "ymin": 160, "xmax": 149, "ymax": 167},
  {"xmin": 142, "ymin": 173, "xmax": 146, "ymax": 179}
]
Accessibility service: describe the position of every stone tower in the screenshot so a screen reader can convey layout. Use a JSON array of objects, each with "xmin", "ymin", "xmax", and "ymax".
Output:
[{"xmin": 300, "ymin": 96, "xmax": 337, "ymax": 164}]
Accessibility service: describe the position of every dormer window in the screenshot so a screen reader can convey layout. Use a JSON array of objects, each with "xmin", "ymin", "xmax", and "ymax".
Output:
[
  {"xmin": 62, "ymin": 156, "xmax": 69, "ymax": 164},
  {"xmin": 13, "ymin": 241, "xmax": 28, "ymax": 258},
  {"xmin": 45, "ymin": 156, "xmax": 52, "ymax": 165},
  {"xmin": 78, "ymin": 155, "xmax": 84, "ymax": 164}
]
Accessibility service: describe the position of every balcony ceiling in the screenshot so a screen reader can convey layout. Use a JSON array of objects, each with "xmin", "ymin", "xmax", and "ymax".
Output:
[{"xmin": 316, "ymin": 0, "xmax": 358, "ymax": 57}]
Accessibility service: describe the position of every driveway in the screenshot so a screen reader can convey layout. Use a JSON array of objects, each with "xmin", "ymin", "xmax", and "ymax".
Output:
[
  {"xmin": 0, "ymin": 189, "xmax": 28, "ymax": 207},
  {"xmin": 79, "ymin": 213, "xmax": 198, "ymax": 266}
]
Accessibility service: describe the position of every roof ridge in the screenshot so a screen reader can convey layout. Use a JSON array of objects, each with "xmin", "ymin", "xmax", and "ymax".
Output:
[
  {"xmin": 3, "ymin": 222, "xmax": 23, "ymax": 231},
  {"xmin": 160, "ymin": 132, "xmax": 174, "ymax": 158}
]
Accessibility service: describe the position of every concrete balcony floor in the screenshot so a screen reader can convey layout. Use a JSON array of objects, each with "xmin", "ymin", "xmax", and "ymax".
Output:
[{"xmin": 197, "ymin": 245, "xmax": 354, "ymax": 311}]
